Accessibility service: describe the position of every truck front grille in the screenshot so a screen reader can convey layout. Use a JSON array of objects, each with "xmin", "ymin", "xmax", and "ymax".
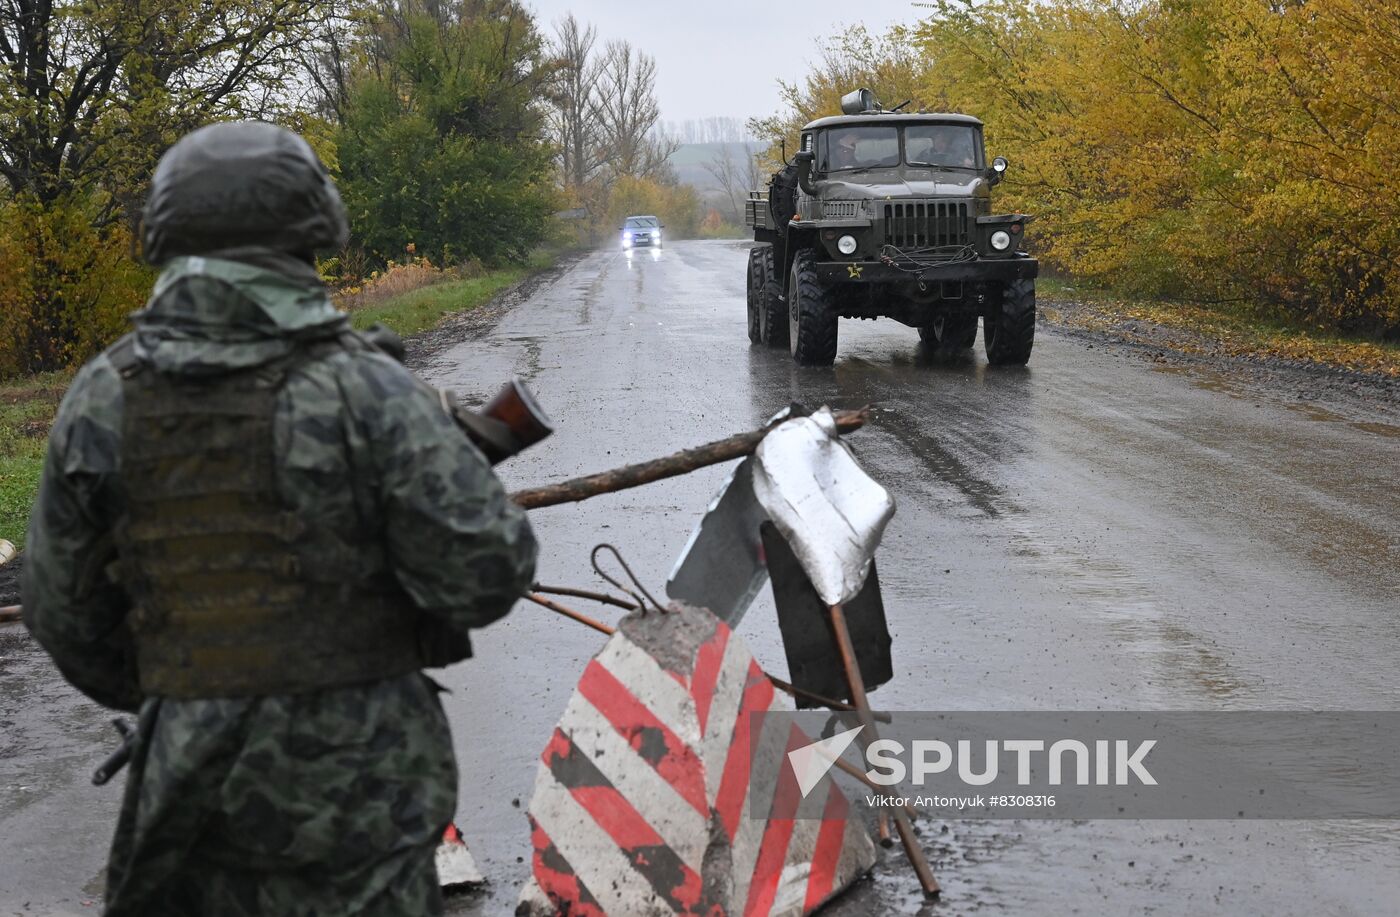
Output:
[
  {"xmin": 821, "ymin": 201, "xmax": 863, "ymax": 220},
  {"xmin": 882, "ymin": 201, "xmax": 971, "ymax": 249}
]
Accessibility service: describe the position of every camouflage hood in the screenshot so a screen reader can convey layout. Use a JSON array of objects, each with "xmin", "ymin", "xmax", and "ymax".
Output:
[{"xmin": 133, "ymin": 254, "xmax": 348, "ymax": 375}]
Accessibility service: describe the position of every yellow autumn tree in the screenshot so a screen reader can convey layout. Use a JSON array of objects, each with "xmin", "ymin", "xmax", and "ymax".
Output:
[
  {"xmin": 749, "ymin": 26, "xmax": 931, "ymax": 172},
  {"xmin": 760, "ymin": 0, "xmax": 1400, "ymax": 336},
  {"xmin": 0, "ymin": 198, "xmax": 150, "ymax": 378},
  {"xmin": 914, "ymin": 0, "xmax": 1400, "ymax": 333},
  {"xmin": 601, "ymin": 176, "xmax": 701, "ymax": 239}
]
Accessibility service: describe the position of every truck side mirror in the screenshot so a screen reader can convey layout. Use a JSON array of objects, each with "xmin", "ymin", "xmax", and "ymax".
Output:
[
  {"xmin": 988, "ymin": 156, "xmax": 1009, "ymax": 185},
  {"xmin": 795, "ymin": 149, "xmax": 817, "ymax": 194}
]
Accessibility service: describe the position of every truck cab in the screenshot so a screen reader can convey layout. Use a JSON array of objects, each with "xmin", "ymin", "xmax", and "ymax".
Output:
[{"xmin": 745, "ymin": 90, "xmax": 1038, "ymax": 366}]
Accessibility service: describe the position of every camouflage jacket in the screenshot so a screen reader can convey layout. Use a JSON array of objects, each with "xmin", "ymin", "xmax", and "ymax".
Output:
[
  {"xmin": 23, "ymin": 254, "xmax": 537, "ymax": 708},
  {"xmin": 21, "ymin": 255, "xmax": 537, "ymax": 913}
]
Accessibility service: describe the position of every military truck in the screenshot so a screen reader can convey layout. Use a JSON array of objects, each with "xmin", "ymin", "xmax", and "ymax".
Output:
[{"xmin": 745, "ymin": 89, "xmax": 1038, "ymax": 366}]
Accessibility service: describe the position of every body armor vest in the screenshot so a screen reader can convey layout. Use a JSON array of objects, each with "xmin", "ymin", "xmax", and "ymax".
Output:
[{"xmin": 110, "ymin": 336, "xmax": 424, "ymax": 698}]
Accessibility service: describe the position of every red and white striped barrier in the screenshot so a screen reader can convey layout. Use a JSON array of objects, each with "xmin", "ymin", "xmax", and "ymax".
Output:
[
  {"xmin": 437, "ymin": 822, "xmax": 484, "ymax": 889},
  {"xmin": 517, "ymin": 604, "xmax": 875, "ymax": 915}
]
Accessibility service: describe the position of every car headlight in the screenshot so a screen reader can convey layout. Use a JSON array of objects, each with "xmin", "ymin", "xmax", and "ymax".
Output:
[
  {"xmin": 837, "ymin": 235, "xmax": 858, "ymax": 255},
  {"xmin": 990, "ymin": 230, "xmax": 1011, "ymax": 251},
  {"xmin": 624, "ymin": 231, "xmax": 633, "ymax": 240}
]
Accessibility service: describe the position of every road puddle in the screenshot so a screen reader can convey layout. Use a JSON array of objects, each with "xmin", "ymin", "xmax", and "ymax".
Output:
[
  {"xmin": 1283, "ymin": 401, "xmax": 1400, "ymax": 437},
  {"xmin": 1005, "ymin": 523, "xmax": 1250, "ymax": 703},
  {"xmin": 1152, "ymin": 363, "xmax": 1400, "ymax": 437}
]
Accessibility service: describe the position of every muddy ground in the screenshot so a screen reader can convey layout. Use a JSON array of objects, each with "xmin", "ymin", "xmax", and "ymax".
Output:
[{"xmin": 0, "ymin": 562, "xmax": 17, "ymax": 608}]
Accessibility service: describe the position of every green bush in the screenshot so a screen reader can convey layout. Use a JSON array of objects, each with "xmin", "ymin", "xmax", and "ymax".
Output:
[{"xmin": 334, "ymin": 0, "xmax": 557, "ymax": 268}]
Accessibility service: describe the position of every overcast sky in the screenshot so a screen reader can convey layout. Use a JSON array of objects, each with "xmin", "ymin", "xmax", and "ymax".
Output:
[{"xmin": 523, "ymin": 1, "xmax": 930, "ymax": 128}]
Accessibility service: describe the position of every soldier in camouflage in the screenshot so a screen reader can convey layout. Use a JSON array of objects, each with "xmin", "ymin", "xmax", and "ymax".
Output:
[{"xmin": 21, "ymin": 122, "xmax": 537, "ymax": 915}]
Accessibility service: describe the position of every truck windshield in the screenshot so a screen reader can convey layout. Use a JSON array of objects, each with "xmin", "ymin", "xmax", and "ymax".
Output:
[
  {"xmin": 905, "ymin": 125, "xmax": 980, "ymax": 169},
  {"xmin": 822, "ymin": 126, "xmax": 900, "ymax": 172}
]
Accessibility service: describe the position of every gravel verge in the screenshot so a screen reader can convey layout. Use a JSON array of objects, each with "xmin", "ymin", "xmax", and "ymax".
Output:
[{"xmin": 1042, "ymin": 296, "xmax": 1400, "ymax": 424}]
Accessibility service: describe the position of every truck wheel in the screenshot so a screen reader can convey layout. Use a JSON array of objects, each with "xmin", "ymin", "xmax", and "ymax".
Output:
[
  {"xmin": 756, "ymin": 245, "xmax": 787, "ymax": 347},
  {"xmin": 788, "ymin": 248, "xmax": 838, "ymax": 366},
  {"xmin": 984, "ymin": 279, "xmax": 1036, "ymax": 365},
  {"xmin": 918, "ymin": 314, "xmax": 978, "ymax": 356},
  {"xmin": 746, "ymin": 246, "xmax": 764, "ymax": 344}
]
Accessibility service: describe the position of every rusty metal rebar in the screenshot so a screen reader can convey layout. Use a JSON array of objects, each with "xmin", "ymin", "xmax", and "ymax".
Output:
[
  {"xmin": 590, "ymin": 544, "xmax": 665, "ymax": 613},
  {"xmin": 876, "ymin": 811, "xmax": 894, "ymax": 847},
  {"xmin": 829, "ymin": 602, "xmax": 940, "ymax": 897},
  {"xmin": 526, "ymin": 593, "xmax": 614, "ymax": 635},
  {"xmin": 509, "ymin": 408, "xmax": 870, "ymax": 510},
  {"xmin": 830, "ymin": 756, "xmax": 921, "ymax": 819},
  {"xmin": 535, "ymin": 586, "xmax": 895, "ymax": 723},
  {"xmin": 527, "ymin": 592, "xmax": 889, "ymax": 721},
  {"xmin": 532, "ymin": 584, "xmax": 639, "ymax": 610},
  {"xmin": 762, "ymin": 675, "xmax": 891, "ymax": 723}
]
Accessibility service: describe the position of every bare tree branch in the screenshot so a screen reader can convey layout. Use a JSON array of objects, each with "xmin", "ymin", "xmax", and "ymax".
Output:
[
  {"xmin": 545, "ymin": 13, "xmax": 604, "ymax": 188},
  {"xmin": 0, "ymin": 0, "xmax": 331, "ymax": 211},
  {"xmin": 591, "ymin": 38, "xmax": 677, "ymax": 182}
]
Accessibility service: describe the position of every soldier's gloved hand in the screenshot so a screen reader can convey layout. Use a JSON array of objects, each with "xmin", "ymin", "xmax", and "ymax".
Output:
[{"xmin": 363, "ymin": 323, "xmax": 406, "ymax": 363}]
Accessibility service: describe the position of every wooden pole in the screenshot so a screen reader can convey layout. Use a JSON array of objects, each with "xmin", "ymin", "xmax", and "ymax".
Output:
[
  {"xmin": 509, "ymin": 408, "xmax": 869, "ymax": 510},
  {"xmin": 828, "ymin": 603, "xmax": 940, "ymax": 897},
  {"xmin": 0, "ymin": 605, "xmax": 20, "ymax": 624}
]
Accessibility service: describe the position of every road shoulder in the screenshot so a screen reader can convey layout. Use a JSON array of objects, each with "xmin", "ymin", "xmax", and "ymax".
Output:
[
  {"xmin": 1041, "ymin": 295, "xmax": 1400, "ymax": 424},
  {"xmin": 403, "ymin": 250, "xmax": 586, "ymax": 371}
]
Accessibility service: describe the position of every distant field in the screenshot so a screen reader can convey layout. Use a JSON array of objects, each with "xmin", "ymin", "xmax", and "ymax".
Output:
[{"xmin": 669, "ymin": 141, "xmax": 765, "ymax": 193}]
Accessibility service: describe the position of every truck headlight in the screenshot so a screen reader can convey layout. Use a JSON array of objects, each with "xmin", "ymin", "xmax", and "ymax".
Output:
[
  {"xmin": 990, "ymin": 230, "xmax": 1011, "ymax": 251},
  {"xmin": 837, "ymin": 235, "xmax": 858, "ymax": 255}
]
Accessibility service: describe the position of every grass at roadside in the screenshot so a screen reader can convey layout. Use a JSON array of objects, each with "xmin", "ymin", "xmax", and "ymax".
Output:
[
  {"xmin": 1038, "ymin": 277, "xmax": 1400, "ymax": 378},
  {"xmin": 0, "ymin": 373, "xmax": 68, "ymax": 549},
  {"xmin": 344, "ymin": 249, "xmax": 559, "ymax": 336}
]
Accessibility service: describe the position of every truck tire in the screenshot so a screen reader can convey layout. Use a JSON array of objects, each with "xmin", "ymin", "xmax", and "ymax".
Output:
[
  {"xmin": 788, "ymin": 248, "xmax": 838, "ymax": 366},
  {"xmin": 746, "ymin": 246, "xmax": 765, "ymax": 344},
  {"xmin": 917, "ymin": 313, "xmax": 978, "ymax": 356},
  {"xmin": 755, "ymin": 245, "xmax": 787, "ymax": 347},
  {"xmin": 770, "ymin": 164, "xmax": 799, "ymax": 226},
  {"xmin": 984, "ymin": 279, "xmax": 1035, "ymax": 365}
]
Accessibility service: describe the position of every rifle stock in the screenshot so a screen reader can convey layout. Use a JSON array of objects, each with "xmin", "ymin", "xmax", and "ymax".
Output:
[
  {"xmin": 92, "ymin": 718, "xmax": 136, "ymax": 786},
  {"xmin": 449, "ymin": 378, "xmax": 553, "ymax": 465}
]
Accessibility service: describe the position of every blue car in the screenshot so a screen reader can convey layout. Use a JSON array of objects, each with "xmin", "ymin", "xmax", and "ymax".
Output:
[{"xmin": 620, "ymin": 215, "xmax": 663, "ymax": 249}]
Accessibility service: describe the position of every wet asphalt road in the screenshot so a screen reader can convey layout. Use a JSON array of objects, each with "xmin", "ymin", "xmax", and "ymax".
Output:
[{"xmin": 4, "ymin": 240, "xmax": 1400, "ymax": 915}]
